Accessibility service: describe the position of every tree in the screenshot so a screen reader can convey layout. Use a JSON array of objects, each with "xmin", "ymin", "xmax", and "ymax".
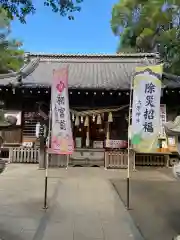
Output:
[
  {"xmin": 116, "ymin": 27, "xmax": 138, "ymax": 53},
  {"xmin": 1, "ymin": 0, "xmax": 83, "ymax": 23},
  {"xmin": 111, "ymin": 0, "xmax": 180, "ymax": 75},
  {"xmin": 0, "ymin": 8, "xmax": 24, "ymax": 73}
]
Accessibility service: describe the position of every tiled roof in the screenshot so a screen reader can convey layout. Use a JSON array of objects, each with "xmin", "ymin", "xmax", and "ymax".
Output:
[
  {"xmin": 1, "ymin": 52, "xmax": 180, "ymax": 89},
  {"xmin": 21, "ymin": 53, "xmax": 160, "ymax": 90},
  {"xmin": 163, "ymin": 72, "xmax": 180, "ymax": 88},
  {"xmin": 0, "ymin": 72, "xmax": 18, "ymax": 85}
]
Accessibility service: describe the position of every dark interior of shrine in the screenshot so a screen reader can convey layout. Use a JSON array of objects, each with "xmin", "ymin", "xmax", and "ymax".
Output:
[{"xmin": 0, "ymin": 86, "xmax": 179, "ymax": 146}]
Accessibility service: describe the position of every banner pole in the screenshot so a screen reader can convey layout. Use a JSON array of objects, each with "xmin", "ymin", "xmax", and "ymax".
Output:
[
  {"xmin": 127, "ymin": 77, "xmax": 133, "ymax": 210},
  {"xmin": 43, "ymin": 103, "xmax": 51, "ymax": 209},
  {"xmin": 66, "ymin": 154, "xmax": 69, "ymax": 169}
]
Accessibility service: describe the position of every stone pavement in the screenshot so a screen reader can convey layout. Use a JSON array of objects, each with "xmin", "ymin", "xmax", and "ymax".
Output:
[
  {"xmin": 0, "ymin": 165, "xmax": 172, "ymax": 240},
  {"xmin": 112, "ymin": 168, "xmax": 178, "ymax": 240}
]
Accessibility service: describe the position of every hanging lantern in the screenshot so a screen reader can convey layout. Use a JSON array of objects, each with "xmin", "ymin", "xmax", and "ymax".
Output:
[
  {"xmin": 108, "ymin": 112, "xmax": 113, "ymax": 122},
  {"xmin": 75, "ymin": 116, "xmax": 79, "ymax": 126},
  {"xmin": 72, "ymin": 113, "xmax": 75, "ymax": 121},
  {"xmin": 86, "ymin": 131, "xmax": 90, "ymax": 147},
  {"xmin": 97, "ymin": 114, "xmax": 102, "ymax": 125},
  {"xmin": 84, "ymin": 116, "xmax": 89, "ymax": 126},
  {"xmin": 80, "ymin": 116, "xmax": 83, "ymax": 123},
  {"xmin": 92, "ymin": 114, "xmax": 96, "ymax": 122}
]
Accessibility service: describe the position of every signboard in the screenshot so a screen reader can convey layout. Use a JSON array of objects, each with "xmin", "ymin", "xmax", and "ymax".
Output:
[
  {"xmin": 131, "ymin": 64, "xmax": 163, "ymax": 152},
  {"xmin": 50, "ymin": 67, "xmax": 74, "ymax": 154},
  {"xmin": 160, "ymin": 104, "xmax": 166, "ymax": 138}
]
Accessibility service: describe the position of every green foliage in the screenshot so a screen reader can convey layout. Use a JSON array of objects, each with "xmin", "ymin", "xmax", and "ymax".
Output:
[
  {"xmin": 111, "ymin": 0, "xmax": 180, "ymax": 75},
  {"xmin": 0, "ymin": 47, "xmax": 24, "ymax": 74},
  {"xmin": 0, "ymin": 8, "xmax": 24, "ymax": 73},
  {"xmin": 1, "ymin": 0, "xmax": 83, "ymax": 23}
]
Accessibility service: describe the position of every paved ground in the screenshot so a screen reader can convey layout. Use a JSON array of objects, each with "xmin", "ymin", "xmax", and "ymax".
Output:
[
  {"xmin": 112, "ymin": 167, "xmax": 180, "ymax": 240},
  {"xmin": 0, "ymin": 164, "xmax": 156, "ymax": 240}
]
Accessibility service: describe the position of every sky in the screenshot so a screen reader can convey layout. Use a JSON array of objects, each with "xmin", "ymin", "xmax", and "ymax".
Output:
[{"xmin": 11, "ymin": 0, "xmax": 119, "ymax": 54}]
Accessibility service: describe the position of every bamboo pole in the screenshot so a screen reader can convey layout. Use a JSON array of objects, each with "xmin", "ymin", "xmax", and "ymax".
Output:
[
  {"xmin": 43, "ymin": 105, "xmax": 51, "ymax": 209},
  {"xmin": 127, "ymin": 77, "xmax": 133, "ymax": 210}
]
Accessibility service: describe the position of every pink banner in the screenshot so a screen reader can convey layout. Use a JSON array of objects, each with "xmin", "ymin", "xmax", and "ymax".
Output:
[{"xmin": 50, "ymin": 67, "xmax": 74, "ymax": 154}]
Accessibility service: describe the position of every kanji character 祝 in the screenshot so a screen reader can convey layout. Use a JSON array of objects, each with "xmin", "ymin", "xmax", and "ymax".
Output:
[{"xmin": 56, "ymin": 95, "xmax": 65, "ymax": 105}]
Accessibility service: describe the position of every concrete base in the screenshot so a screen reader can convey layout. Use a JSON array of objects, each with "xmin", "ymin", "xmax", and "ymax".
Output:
[{"xmin": 38, "ymin": 167, "xmax": 45, "ymax": 170}]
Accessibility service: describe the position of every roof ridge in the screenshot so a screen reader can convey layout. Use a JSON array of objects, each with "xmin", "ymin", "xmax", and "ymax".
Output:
[
  {"xmin": 26, "ymin": 52, "xmax": 159, "ymax": 59},
  {"xmin": 20, "ymin": 58, "xmax": 40, "ymax": 77}
]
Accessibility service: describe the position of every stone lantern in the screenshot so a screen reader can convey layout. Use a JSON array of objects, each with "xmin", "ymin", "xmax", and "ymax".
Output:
[{"xmin": 0, "ymin": 110, "xmax": 17, "ymax": 174}]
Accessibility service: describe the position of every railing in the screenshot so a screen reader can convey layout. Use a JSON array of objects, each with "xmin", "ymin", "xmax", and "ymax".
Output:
[
  {"xmin": 135, "ymin": 153, "xmax": 168, "ymax": 166},
  {"xmin": 49, "ymin": 154, "xmax": 68, "ymax": 168},
  {"xmin": 70, "ymin": 150, "xmax": 104, "ymax": 167},
  {"xmin": 9, "ymin": 147, "xmax": 40, "ymax": 163},
  {"xmin": 7, "ymin": 147, "xmax": 171, "ymax": 167},
  {"xmin": 105, "ymin": 150, "xmax": 135, "ymax": 169}
]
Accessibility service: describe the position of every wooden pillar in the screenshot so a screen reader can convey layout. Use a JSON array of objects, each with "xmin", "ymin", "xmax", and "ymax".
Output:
[{"xmin": 38, "ymin": 124, "xmax": 47, "ymax": 169}]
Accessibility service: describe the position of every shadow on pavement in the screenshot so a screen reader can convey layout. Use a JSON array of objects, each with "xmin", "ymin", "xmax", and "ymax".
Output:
[
  {"xmin": 111, "ymin": 178, "xmax": 180, "ymax": 240},
  {"xmin": 0, "ymin": 229, "xmax": 24, "ymax": 240}
]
